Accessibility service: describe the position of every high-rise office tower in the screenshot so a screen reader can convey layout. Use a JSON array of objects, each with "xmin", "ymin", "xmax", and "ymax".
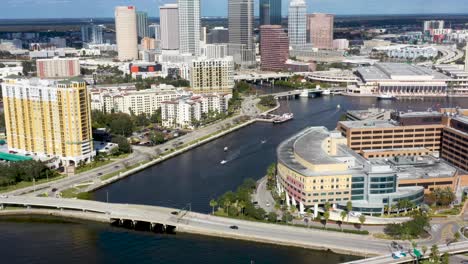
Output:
[
  {"xmin": 465, "ymin": 45, "xmax": 468, "ymax": 72},
  {"xmin": 136, "ymin": 11, "xmax": 149, "ymax": 38},
  {"xmin": 81, "ymin": 24, "xmax": 103, "ymax": 44},
  {"xmin": 149, "ymin": 24, "xmax": 161, "ymax": 40},
  {"xmin": 308, "ymin": 13, "xmax": 334, "ymax": 49},
  {"xmin": 115, "ymin": 6, "xmax": 138, "ymax": 61},
  {"xmin": 2, "ymin": 77, "xmax": 95, "ymax": 166},
  {"xmin": 260, "ymin": 0, "xmax": 282, "ymax": 26},
  {"xmin": 160, "ymin": 4, "xmax": 179, "ymax": 50},
  {"xmin": 288, "ymin": 0, "xmax": 307, "ymax": 49},
  {"xmin": 260, "ymin": 25, "xmax": 289, "ymax": 71},
  {"xmin": 178, "ymin": 0, "xmax": 200, "ymax": 56},
  {"xmin": 228, "ymin": 0, "xmax": 255, "ymax": 65}
]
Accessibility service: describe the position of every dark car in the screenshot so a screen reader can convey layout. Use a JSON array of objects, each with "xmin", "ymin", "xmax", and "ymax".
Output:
[
  {"xmin": 114, "ymin": 165, "xmax": 120, "ymax": 169},
  {"xmin": 51, "ymin": 188, "xmax": 58, "ymax": 192},
  {"xmin": 229, "ymin": 225, "xmax": 239, "ymax": 230},
  {"xmin": 97, "ymin": 172, "xmax": 103, "ymax": 176},
  {"xmin": 171, "ymin": 211, "xmax": 179, "ymax": 215}
]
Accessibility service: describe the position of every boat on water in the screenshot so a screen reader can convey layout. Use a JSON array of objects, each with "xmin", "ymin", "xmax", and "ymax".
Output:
[
  {"xmin": 224, "ymin": 147, "xmax": 228, "ymax": 152},
  {"xmin": 337, "ymin": 104, "xmax": 341, "ymax": 109},
  {"xmin": 220, "ymin": 160, "xmax": 227, "ymax": 165},
  {"xmin": 261, "ymin": 140, "xmax": 267, "ymax": 144},
  {"xmin": 273, "ymin": 113, "xmax": 294, "ymax": 124},
  {"xmin": 322, "ymin": 89, "xmax": 331, "ymax": 95},
  {"xmin": 377, "ymin": 94, "xmax": 396, "ymax": 100}
]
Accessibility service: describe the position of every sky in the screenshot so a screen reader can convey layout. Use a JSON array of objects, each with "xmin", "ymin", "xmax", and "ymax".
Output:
[{"xmin": 1, "ymin": 0, "xmax": 468, "ymax": 19}]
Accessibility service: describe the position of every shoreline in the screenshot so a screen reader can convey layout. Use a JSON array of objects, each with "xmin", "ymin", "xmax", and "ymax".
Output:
[
  {"xmin": 87, "ymin": 100, "xmax": 281, "ymax": 193},
  {"xmin": 0, "ymin": 209, "xmax": 373, "ymax": 258}
]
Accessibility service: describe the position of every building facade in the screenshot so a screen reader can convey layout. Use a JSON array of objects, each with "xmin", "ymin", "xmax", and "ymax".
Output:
[
  {"xmin": 148, "ymin": 24, "xmax": 161, "ymax": 40},
  {"xmin": 89, "ymin": 84, "xmax": 188, "ymax": 116},
  {"xmin": 190, "ymin": 57, "xmax": 235, "ymax": 93},
  {"xmin": 36, "ymin": 58, "xmax": 80, "ymax": 79},
  {"xmin": 161, "ymin": 94, "xmax": 232, "ymax": 128},
  {"xmin": 207, "ymin": 27, "xmax": 229, "ymax": 44},
  {"xmin": 201, "ymin": 44, "xmax": 229, "ymax": 59},
  {"xmin": 288, "ymin": 0, "xmax": 307, "ymax": 49},
  {"xmin": 228, "ymin": 0, "xmax": 255, "ymax": 66},
  {"xmin": 81, "ymin": 24, "xmax": 103, "ymax": 44},
  {"xmin": 276, "ymin": 127, "xmax": 424, "ymax": 216},
  {"xmin": 308, "ymin": 13, "xmax": 334, "ymax": 49},
  {"xmin": 441, "ymin": 116, "xmax": 468, "ymax": 171},
  {"xmin": 160, "ymin": 4, "xmax": 179, "ymax": 50},
  {"xmin": 2, "ymin": 77, "xmax": 95, "ymax": 166},
  {"xmin": 115, "ymin": 6, "xmax": 138, "ymax": 61},
  {"xmin": 259, "ymin": 0, "xmax": 282, "ymax": 26},
  {"xmin": 136, "ymin": 11, "xmax": 149, "ymax": 38},
  {"xmin": 178, "ymin": 0, "xmax": 200, "ymax": 56},
  {"xmin": 260, "ymin": 25, "xmax": 289, "ymax": 71}
]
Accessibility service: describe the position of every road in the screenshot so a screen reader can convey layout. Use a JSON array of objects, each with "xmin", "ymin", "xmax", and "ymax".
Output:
[
  {"xmin": 253, "ymin": 176, "xmax": 276, "ymax": 213},
  {"xmin": 5, "ymin": 96, "xmax": 263, "ymax": 198},
  {"xmin": 0, "ymin": 196, "xmax": 397, "ymax": 256}
]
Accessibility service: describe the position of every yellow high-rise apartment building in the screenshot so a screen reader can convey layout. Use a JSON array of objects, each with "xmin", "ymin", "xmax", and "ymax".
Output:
[{"xmin": 2, "ymin": 77, "xmax": 95, "ymax": 166}]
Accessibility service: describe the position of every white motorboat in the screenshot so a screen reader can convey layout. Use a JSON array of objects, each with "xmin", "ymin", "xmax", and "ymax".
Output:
[
  {"xmin": 377, "ymin": 94, "xmax": 396, "ymax": 100},
  {"xmin": 220, "ymin": 160, "xmax": 227, "ymax": 165},
  {"xmin": 322, "ymin": 89, "xmax": 331, "ymax": 95},
  {"xmin": 224, "ymin": 147, "xmax": 228, "ymax": 152}
]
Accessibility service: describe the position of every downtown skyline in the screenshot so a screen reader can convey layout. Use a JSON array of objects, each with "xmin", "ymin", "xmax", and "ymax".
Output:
[{"xmin": 2, "ymin": 0, "xmax": 468, "ymax": 19}]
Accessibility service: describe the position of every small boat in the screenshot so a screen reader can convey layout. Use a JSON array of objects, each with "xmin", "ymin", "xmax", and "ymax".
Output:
[
  {"xmin": 220, "ymin": 160, "xmax": 227, "ymax": 165},
  {"xmin": 224, "ymin": 147, "xmax": 228, "ymax": 152},
  {"xmin": 273, "ymin": 113, "xmax": 294, "ymax": 124},
  {"xmin": 322, "ymin": 89, "xmax": 331, "ymax": 95},
  {"xmin": 377, "ymin": 94, "xmax": 396, "ymax": 100},
  {"xmin": 337, "ymin": 104, "xmax": 341, "ymax": 109},
  {"xmin": 261, "ymin": 140, "xmax": 267, "ymax": 144}
]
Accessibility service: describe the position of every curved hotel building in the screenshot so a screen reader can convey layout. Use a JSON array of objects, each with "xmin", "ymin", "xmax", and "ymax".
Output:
[{"xmin": 276, "ymin": 126, "xmax": 424, "ymax": 215}]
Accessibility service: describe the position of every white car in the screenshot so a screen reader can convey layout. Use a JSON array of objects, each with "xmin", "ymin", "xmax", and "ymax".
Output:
[
  {"xmin": 350, "ymin": 211, "xmax": 362, "ymax": 217},
  {"xmin": 266, "ymin": 202, "xmax": 270, "ymax": 207}
]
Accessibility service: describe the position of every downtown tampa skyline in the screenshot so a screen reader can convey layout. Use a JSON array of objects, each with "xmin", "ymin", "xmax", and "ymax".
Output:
[{"xmin": 2, "ymin": 0, "xmax": 468, "ymax": 19}]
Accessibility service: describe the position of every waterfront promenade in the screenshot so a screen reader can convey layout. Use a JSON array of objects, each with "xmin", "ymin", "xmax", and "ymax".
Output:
[{"xmin": 0, "ymin": 196, "xmax": 392, "ymax": 257}]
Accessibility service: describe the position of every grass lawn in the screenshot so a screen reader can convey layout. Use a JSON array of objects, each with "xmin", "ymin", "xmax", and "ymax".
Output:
[
  {"xmin": 60, "ymin": 187, "xmax": 92, "ymax": 200},
  {"xmin": 256, "ymin": 103, "xmax": 276, "ymax": 113}
]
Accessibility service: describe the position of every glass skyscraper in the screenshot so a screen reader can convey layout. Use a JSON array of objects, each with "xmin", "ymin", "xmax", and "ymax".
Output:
[{"xmin": 259, "ymin": 0, "xmax": 282, "ymax": 26}]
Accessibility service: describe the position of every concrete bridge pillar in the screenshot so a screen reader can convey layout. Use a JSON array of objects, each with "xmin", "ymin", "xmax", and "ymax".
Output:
[
  {"xmin": 119, "ymin": 219, "xmax": 124, "ymax": 226},
  {"xmin": 314, "ymin": 204, "xmax": 319, "ymax": 219},
  {"xmin": 150, "ymin": 223, "xmax": 155, "ymax": 231},
  {"xmin": 132, "ymin": 220, "xmax": 137, "ymax": 228}
]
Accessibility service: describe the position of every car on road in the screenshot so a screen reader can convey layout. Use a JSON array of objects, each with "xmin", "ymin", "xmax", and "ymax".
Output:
[
  {"xmin": 171, "ymin": 211, "xmax": 179, "ymax": 215},
  {"xmin": 229, "ymin": 225, "xmax": 239, "ymax": 230},
  {"xmin": 266, "ymin": 202, "xmax": 270, "ymax": 207},
  {"xmin": 51, "ymin": 188, "xmax": 58, "ymax": 192},
  {"xmin": 97, "ymin": 173, "xmax": 103, "ymax": 176},
  {"xmin": 114, "ymin": 165, "xmax": 120, "ymax": 169}
]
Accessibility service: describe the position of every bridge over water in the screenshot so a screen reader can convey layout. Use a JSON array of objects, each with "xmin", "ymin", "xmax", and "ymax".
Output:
[{"xmin": 0, "ymin": 196, "xmax": 393, "ymax": 257}]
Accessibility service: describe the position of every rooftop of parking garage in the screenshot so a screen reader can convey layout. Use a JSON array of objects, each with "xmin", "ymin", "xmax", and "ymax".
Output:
[
  {"xmin": 369, "ymin": 155, "xmax": 460, "ymax": 180},
  {"xmin": 339, "ymin": 120, "xmax": 398, "ymax": 129},
  {"xmin": 357, "ymin": 63, "xmax": 450, "ymax": 82}
]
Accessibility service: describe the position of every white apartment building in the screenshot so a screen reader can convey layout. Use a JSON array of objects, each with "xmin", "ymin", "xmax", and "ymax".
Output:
[
  {"xmin": 201, "ymin": 44, "xmax": 228, "ymax": 59},
  {"xmin": 89, "ymin": 83, "xmax": 188, "ymax": 115},
  {"xmin": 161, "ymin": 93, "xmax": 232, "ymax": 128},
  {"xmin": 115, "ymin": 6, "xmax": 138, "ymax": 61},
  {"xmin": 190, "ymin": 56, "xmax": 234, "ymax": 93},
  {"xmin": 373, "ymin": 45, "xmax": 438, "ymax": 60},
  {"xmin": 36, "ymin": 57, "xmax": 81, "ymax": 79}
]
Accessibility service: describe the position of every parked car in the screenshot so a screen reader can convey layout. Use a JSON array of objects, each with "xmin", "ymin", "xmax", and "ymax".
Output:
[{"xmin": 229, "ymin": 225, "xmax": 239, "ymax": 230}]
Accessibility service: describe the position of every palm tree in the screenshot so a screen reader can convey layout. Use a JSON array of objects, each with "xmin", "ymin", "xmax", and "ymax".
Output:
[
  {"xmin": 358, "ymin": 215, "xmax": 366, "ymax": 229},
  {"xmin": 429, "ymin": 244, "xmax": 440, "ymax": 263},
  {"xmin": 238, "ymin": 201, "xmax": 246, "ymax": 216},
  {"xmin": 323, "ymin": 211, "xmax": 330, "ymax": 227},
  {"xmin": 411, "ymin": 240, "xmax": 417, "ymax": 249},
  {"xmin": 324, "ymin": 202, "xmax": 331, "ymax": 212},
  {"xmin": 340, "ymin": 210, "xmax": 347, "ymax": 224},
  {"xmin": 384, "ymin": 205, "xmax": 389, "ymax": 216},
  {"xmin": 346, "ymin": 201, "xmax": 353, "ymax": 222},
  {"xmin": 422, "ymin": 245, "xmax": 428, "ymax": 256},
  {"xmin": 225, "ymin": 201, "xmax": 231, "ymax": 216},
  {"xmin": 391, "ymin": 204, "xmax": 397, "ymax": 215},
  {"xmin": 209, "ymin": 199, "xmax": 218, "ymax": 215}
]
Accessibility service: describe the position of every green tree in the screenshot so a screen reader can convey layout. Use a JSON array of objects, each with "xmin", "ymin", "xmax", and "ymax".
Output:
[
  {"xmin": 323, "ymin": 211, "xmax": 330, "ymax": 227},
  {"xmin": 109, "ymin": 113, "xmax": 134, "ymax": 137},
  {"xmin": 324, "ymin": 202, "xmax": 332, "ymax": 212},
  {"xmin": 358, "ymin": 214, "xmax": 366, "ymax": 228},
  {"xmin": 0, "ymin": 112, "xmax": 5, "ymax": 132},
  {"xmin": 267, "ymin": 212, "xmax": 278, "ymax": 223},
  {"xmin": 282, "ymin": 211, "xmax": 293, "ymax": 223},
  {"xmin": 454, "ymin": 232, "xmax": 461, "ymax": 241},
  {"xmin": 149, "ymin": 131, "xmax": 166, "ymax": 145},
  {"xmin": 429, "ymin": 245, "xmax": 440, "ymax": 264},
  {"xmin": 150, "ymin": 109, "xmax": 162, "ymax": 124},
  {"xmin": 112, "ymin": 135, "xmax": 132, "ymax": 154},
  {"xmin": 340, "ymin": 210, "xmax": 347, "ymax": 225},
  {"xmin": 346, "ymin": 201, "xmax": 353, "ymax": 221},
  {"xmin": 422, "ymin": 245, "xmax": 428, "ymax": 256},
  {"xmin": 209, "ymin": 199, "xmax": 217, "ymax": 215},
  {"xmin": 22, "ymin": 60, "xmax": 36, "ymax": 76},
  {"xmin": 441, "ymin": 253, "xmax": 449, "ymax": 264}
]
